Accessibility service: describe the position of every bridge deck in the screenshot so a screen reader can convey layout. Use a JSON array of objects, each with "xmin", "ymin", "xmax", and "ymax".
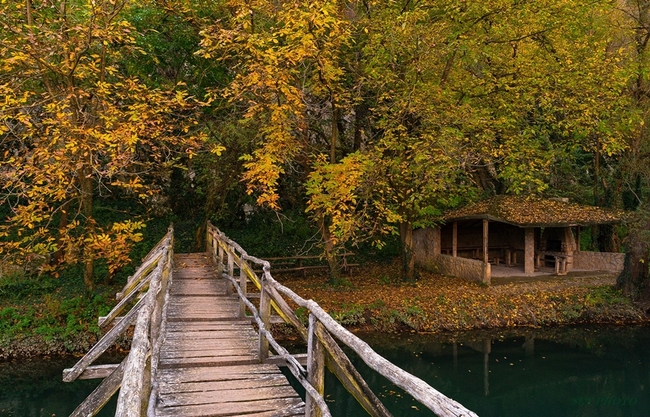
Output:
[{"xmin": 155, "ymin": 253, "xmax": 304, "ymax": 417}]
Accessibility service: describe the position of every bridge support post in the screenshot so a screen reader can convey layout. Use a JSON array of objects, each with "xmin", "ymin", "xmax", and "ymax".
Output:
[
  {"xmin": 216, "ymin": 242, "xmax": 224, "ymax": 277},
  {"xmin": 259, "ymin": 278, "xmax": 271, "ymax": 362},
  {"xmin": 306, "ymin": 314, "xmax": 325, "ymax": 417},
  {"xmin": 239, "ymin": 261, "xmax": 248, "ymax": 317},
  {"xmin": 226, "ymin": 251, "xmax": 234, "ymax": 296}
]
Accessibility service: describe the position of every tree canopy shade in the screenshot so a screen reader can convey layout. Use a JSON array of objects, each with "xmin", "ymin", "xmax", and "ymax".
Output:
[
  {"xmin": 2, "ymin": 0, "xmax": 649, "ymax": 288},
  {"xmin": 194, "ymin": 0, "xmax": 640, "ymax": 281},
  {"xmin": 0, "ymin": 0, "xmax": 207, "ymax": 287}
]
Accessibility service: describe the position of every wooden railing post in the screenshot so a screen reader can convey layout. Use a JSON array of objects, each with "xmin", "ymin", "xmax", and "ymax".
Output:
[
  {"xmin": 259, "ymin": 278, "xmax": 271, "ymax": 362},
  {"xmin": 226, "ymin": 249, "xmax": 234, "ymax": 296},
  {"xmin": 306, "ymin": 313, "xmax": 325, "ymax": 417},
  {"xmin": 216, "ymin": 241, "xmax": 224, "ymax": 277},
  {"xmin": 205, "ymin": 223, "xmax": 212, "ymax": 253},
  {"xmin": 239, "ymin": 260, "xmax": 248, "ymax": 317}
]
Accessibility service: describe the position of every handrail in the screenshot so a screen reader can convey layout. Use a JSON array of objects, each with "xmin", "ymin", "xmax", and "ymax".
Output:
[
  {"xmin": 206, "ymin": 222, "xmax": 478, "ymax": 417},
  {"xmin": 63, "ymin": 226, "xmax": 174, "ymax": 417}
]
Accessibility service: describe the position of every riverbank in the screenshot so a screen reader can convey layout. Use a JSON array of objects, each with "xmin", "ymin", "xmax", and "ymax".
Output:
[
  {"xmin": 278, "ymin": 261, "xmax": 649, "ymax": 333},
  {"xmin": 0, "ymin": 271, "xmax": 129, "ymax": 360},
  {"xmin": 2, "ymin": 260, "xmax": 647, "ymax": 360}
]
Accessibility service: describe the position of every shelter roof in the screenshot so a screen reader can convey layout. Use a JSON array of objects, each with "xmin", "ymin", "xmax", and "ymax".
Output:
[{"xmin": 444, "ymin": 195, "xmax": 623, "ymax": 227}]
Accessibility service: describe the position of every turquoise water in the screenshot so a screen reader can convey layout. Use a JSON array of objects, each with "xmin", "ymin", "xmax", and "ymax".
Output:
[
  {"xmin": 0, "ymin": 357, "xmax": 116, "ymax": 417},
  {"xmin": 1, "ymin": 325, "xmax": 649, "ymax": 416},
  {"xmin": 323, "ymin": 325, "xmax": 650, "ymax": 416}
]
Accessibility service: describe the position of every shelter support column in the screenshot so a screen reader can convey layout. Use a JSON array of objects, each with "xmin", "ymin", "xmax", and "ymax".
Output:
[
  {"xmin": 483, "ymin": 220, "xmax": 489, "ymax": 264},
  {"xmin": 433, "ymin": 226, "xmax": 441, "ymax": 255},
  {"xmin": 525, "ymin": 228, "xmax": 535, "ymax": 275},
  {"xmin": 452, "ymin": 222, "xmax": 458, "ymax": 257}
]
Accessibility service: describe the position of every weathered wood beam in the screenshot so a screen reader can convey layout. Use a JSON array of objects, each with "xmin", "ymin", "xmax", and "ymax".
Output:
[
  {"xmin": 63, "ymin": 363, "xmax": 120, "ymax": 380},
  {"xmin": 115, "ymin": 288, "xmax": 156, "ymax": 416},
  {"xmin": 239, "ymin": 260, "xmax": 248, "ymax": 317},
  {"xmin": 100, "ymin": 273, "xmax": 152, "ymax": 329},
  {"xmin": 306, "ymin": 315, "xmax": 325, "ymax": 417},
  {"xmin": 208, "ymin": 223, "xmax": 478, "ymax": 417},
  {"xmin": 315, "ymin": 325, "xmax": 392, "ymax": 417},
  {"xmin": 258, "ymin": 281, "xmax": 271, "ymax": 362},
  {"xmin": 68, "ymin": 358, "xmax": 126, "ymax": 417},
  {"xmin": 308, "ymin": 298, "xmax": 478, "ymax": 417},
  {"xmin": 211, "ymin": 226, "xmax": 391, "ymax": 417},
  {"xmin": 98, "ymin": 315, "xmax": 125, "ymax": 328},
  {"xmin": 221, "ymin": 268, "xmax": 331, "ymax": 417},
  {"xmin": 64, "ymin": 296, "xmax": 144, "ymax": 382},
  {"xmin": 148, "ymin": 249, "xmax": 174, "ymax": 416},
  {"xmin": 117, "ymin": 248, "xmax": 163, "ymax": 301}
]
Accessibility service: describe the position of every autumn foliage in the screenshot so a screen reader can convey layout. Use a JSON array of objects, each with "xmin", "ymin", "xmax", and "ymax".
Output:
[
  {"xmin": 0, "ymin": 0, "xmax": 206, "ymax": 287},
  {"xmin": 1, "ymin": 0, "xmax": 650, "ymax": 293}
]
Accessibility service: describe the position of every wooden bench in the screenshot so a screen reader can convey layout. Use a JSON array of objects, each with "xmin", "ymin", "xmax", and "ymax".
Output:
[
  {"xmin": 442, "ymin": 246, "xmax": 514, "ymax": 266},
  {"xmin": 535, "ymin": 252, "xmax": 568, "ymax": 275}
]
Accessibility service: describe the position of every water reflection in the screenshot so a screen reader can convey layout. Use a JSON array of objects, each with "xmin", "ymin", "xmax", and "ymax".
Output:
[
  {"xmin": 0, "ymin": 357, "xmax": 117, "ymax": 417},
  {"xmin": 2, "ymin": 326, "xmax": 649, "ymax": 417},
  {"xmin": 324, "ymin": 325, "xmax": 650, "ymax": 417}
]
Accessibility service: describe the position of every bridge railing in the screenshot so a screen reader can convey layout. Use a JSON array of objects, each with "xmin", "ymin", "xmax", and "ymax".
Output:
[
  {"xmin": 63, "ymin": 226, "xmax": 175, "ymax": 417},
  {"xmin": 206, "ymin": 222, "xmax": 478, "ymax": 417}
]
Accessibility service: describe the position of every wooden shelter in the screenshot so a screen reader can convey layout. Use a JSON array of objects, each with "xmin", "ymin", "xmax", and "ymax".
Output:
[{"xmin": 414, "ymin": 196, "xmax": 624, "ymax": 283}]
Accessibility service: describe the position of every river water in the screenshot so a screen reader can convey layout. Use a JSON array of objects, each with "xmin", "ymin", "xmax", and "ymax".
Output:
[
  {"xmin": 324, "ymin": 324, "xmax": 650, "ymax": 417},
  {"xmin": 0, "ymin": 357, "xmax": 116, "ymax": 417},
  {"xmin": 1, "ymin": 325, "xmax": 649, "ymax": 417}
]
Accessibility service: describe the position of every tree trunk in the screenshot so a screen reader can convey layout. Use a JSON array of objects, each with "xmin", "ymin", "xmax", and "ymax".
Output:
[
  {"xmin": 400, "ymin": 221, "xmax": 416, "ymax": 282},
  {"xmin": 80, "ymin": 167, "xmax": 95, "ymax": 290},
  {"xmin": 322, "ymin": 219, "xmax": 341, "ymax": 284},
  {"xmin": 617, "ymin": 209, "xmax": 650, "ymax": 311},
  {"xmin": 50, "ymin": 201, "xmax": 70, "ymax": 267}
]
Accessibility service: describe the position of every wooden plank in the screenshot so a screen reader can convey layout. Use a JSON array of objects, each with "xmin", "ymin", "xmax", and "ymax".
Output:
[
  {"xmin": 158, "ymin": 375, "xmax": 289, "ymax": 394},
  {"xmin": 157, "ymin": 364, "xmax": 283, "ymax": 383},
  {"xmin": 159, "ymin": 356, "xmax": 260, "ymax": 368},
  {"xmin": 161, "ymin": 334, "xmax": 257, "ymax": 345},
  {"xmin": 159, "ymin": 385, "xmax": 300, "ymax": 407},
  {"xmin": 161, "ymin": 347, "xmax": 258, "ymax": 359},
  {"xmin": 156, "ymin": 397, "xmax": 305, "ymax": 417},
  {"xmin": 163, "ymin": 331, "xmax": 257, "ymax": 341},
  {"xmin": 165, "ymin": 326, "xmax": 256, "ymax": 335}
]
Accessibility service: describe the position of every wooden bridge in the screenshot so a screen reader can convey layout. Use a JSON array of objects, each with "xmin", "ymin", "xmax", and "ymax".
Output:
[{"xmin": 63, "ymin": 223, "xmax": 478, "ymax": 417}]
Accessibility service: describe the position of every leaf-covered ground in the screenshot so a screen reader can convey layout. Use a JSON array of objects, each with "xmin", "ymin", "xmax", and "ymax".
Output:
[{"xmin": 276, "ymin": 262, "xmax": 648, "ymax": 333}]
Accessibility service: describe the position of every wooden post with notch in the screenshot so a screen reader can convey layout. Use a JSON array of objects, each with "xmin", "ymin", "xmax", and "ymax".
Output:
[
  {"xmin": 216, "ymin": 240, "xmax": 224, "ymax": 277},
  {"xmin": 306, "ymin": 313, "xmax": 325, "ymax": 417},
  {"xmin": 226, "ymin": 249, "xmax": 234, "ymax": 296},
  {"xmin": 258, "ymin": 278, "xmax": 271, "ymax": 362},
  {"xmin": 239, "ymin": 260, "xmax": 248, "ymax": 317}
]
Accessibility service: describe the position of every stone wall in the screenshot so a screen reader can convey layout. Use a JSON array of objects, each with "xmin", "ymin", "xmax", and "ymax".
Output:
[
  {"xmin": 574, "ymin": 251, "xmax": 625, "ymax": 274},
  {"xmin": 413, "ymin": 227, "xmax": 440, "ymax": 263},
  {"xmin": 417, "ymin": 253, "xmax": 490, "ymax": 285}
]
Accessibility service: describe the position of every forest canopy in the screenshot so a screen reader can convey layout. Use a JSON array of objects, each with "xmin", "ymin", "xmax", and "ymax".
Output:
[{"xmin": 2, "ymin": 0, "xmax": 650, "ymax": 289}]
